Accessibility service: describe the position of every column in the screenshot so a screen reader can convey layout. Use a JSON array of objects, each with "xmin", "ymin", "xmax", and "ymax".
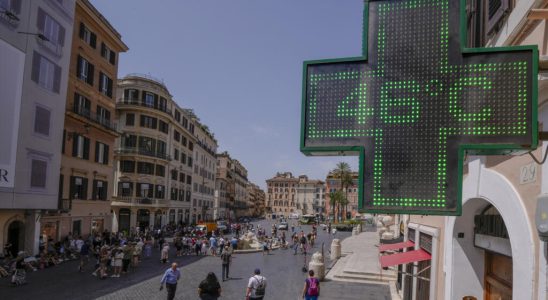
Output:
[
  {"xmin": 149, "ymin": 212, "xmax": 155, "ymax": 230},
  {"xmin": 129, "ymin": 208, "xmax": 137, "ymax": 232}
]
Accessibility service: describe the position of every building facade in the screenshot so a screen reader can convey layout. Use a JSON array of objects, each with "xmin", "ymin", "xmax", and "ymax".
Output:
[
  {"xmin": 390, "ymin": 2, "xmax": 548, "ymax": 299},
  {"xmin": 246, "ymin": 183, "xmax": 266, "ymax": 217},
  {"xmin": 324, "ymin": 172, "xmax": 358, "ymax": 221},
  {"xmin": 112, "ymin": 74, "xmax": 198, "ymax": 233},
  {"xmin": 266, "ymin": 172, "xmax": 299, "ymax": 218},
  {"xmin": 232, "ymin": 159, "xmax": 249, "ymax": 218},
  {"xmin": 0, "ymin": 0, "xmax": 75, "ymax": 255},
  {"xmin": 295, "ymin": 175, "xmax": 325, "ymax": 216},
  {"xmin": 41, "ymin": 0, "xmax": 127, "ymax": 241},
  {"xmin": 191, "ymin": 120, "xmax": 217, "ymax": 222}
]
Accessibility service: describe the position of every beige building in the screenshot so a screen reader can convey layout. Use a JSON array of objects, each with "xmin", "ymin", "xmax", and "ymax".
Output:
[
  {"xmin": 324, "ymin": 172, "xmax": 358, "ymax": 221},
  {"xmin": 384, "ymin": 2, "xmax": 548, "ymax": 300},
  {"xmin": 0, "ymin": 0, "xmax": 75, "ymax": 255},
  {"xmin": 113, "ymin": 74, "xmax": 197, "ymax": 232},
  {"xmin": 246, "ymin": 182, "xmax": 266, "ymax": 217},
  {"xmin": 41, "ymin": 0, "xmax": 127, "ymax": 241},
  {"xmin": 295, "ymin": 175, "xmax": 324, "ymax": 216},
  {"xmin": 266, "ymin": 172, "xmax": 299, "ymax": 218},
  {"xmin": 191, "ymin": 119, "xmax": 217, "ymax": 222}
]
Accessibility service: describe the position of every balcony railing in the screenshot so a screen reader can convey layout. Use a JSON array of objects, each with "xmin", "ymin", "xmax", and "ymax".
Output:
[
  {"xmin": 72, "ymin": 106, "xmax": 117, "ymax": 132},
  {"xmin": 115, "ymin": 147, "xmax": 170, "ymax": 160},
  {"xmin": 112, "ymin": 196, "xmax": 169, "ymax": 207},
  {"xmin": 116, "ymin": 98, "xmax": 172, "ymax": 115}
]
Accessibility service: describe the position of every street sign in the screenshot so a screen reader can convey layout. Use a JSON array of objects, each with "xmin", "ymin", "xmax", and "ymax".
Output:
[{"xmin": 300, "ymin": 0, "xmax": 538, "ymax": 215}]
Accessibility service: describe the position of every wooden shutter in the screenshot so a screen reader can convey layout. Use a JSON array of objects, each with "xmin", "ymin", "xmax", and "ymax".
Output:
[
  {"xmin": 72, "ymin": 134, "xmax": 78, "ymax": 157},
  {"xmin": 76, "ymin": 55, "xmax": 82, "ymax": 79},
  {"xmin": 69, "ymin": 176, "xmax": 75, "ymax": 199},
  {"xmin": 31, "ymin": 51, "xmax": 40, "ymax": 83},
  {"xmin": 109, "ymin": 51, "xmax": 116, "ymax": 65},
  {"xmin": 90, "ymin": 32, "xmax": 96, "ymax": 48},
  {"xmin": 124, "ymin": 89, "xmax": 129, "ymax": 100},
  {"xmin": 153, "ymin": 94, "xmax": 158, "ymax": 108},
  {"xmin": 62, "ymin": 130, "xmax": 66, "ymax": 154},
  {"xmin": 79, "ymin": 22, "xmax": 85, "ymax": 39},
  {"xmin": 98, "ymin": 72, "xmax": 103, "ymax": 92},
  {"xmin": 92, "ymin": 179, "xmax": 97, "ymax": 200},
  {"xmin": 53, "ymin": 64, "xmax": 61, "ymax": 93},
  {"xmin": 82, "ymin": 178, "xmax": 88, "ymax": 199},
  {"xmin": 94, "ymin": 141, "xmax": 99, "ymax": 162},
  {"xmin": 87, "ymin": 63, "xmax": 94, "ymax": 85},
  {"xmin": 83, "ymin": 137, "xmax": 90, "ymax": 160},
  {"xmin": 107, "ymin": 77, "xmax": 113, "ymax": 97},
  {"xmin": 36, "ymin": 7, "xmax": 45, "ymax": 30},
  {"xmin": 104, "ymin": 145, "xmax": 109, "ymax": 165},
  {"xmin": 100, "ymin": 42, "xmax": 106, "ymax": 57},
  {"xmin": 58, "ymin": 25, "xmax": 65, "ymax": 46},
  {"xmin": 103, "ymin": 181, "xmax": 108, "ymax": 200}
]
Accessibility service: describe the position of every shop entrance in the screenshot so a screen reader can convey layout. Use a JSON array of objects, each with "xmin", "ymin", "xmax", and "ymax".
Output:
[
  {"xmin": 7, "ymin": 221, "xmax": 25, "ymax": 256},
  {"xmin": 137, "ymin": 209, "xmax": 150, "ymax": 230},
  {"xmin": 119, "ymin": 209, "xmax": 131, "ymax": 234}
]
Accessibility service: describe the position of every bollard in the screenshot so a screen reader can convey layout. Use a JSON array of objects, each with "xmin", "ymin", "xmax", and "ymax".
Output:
[
  {"xmin": 330, "ymin": 239, "xmax": 341, "ymax": 261},
  {"xmin": 352, "ymin": 227, "xmax": 359, "ymax": 236},
  {"xmin": 309, "ymin": 252, "xmax": 325, "ymax": 280}
]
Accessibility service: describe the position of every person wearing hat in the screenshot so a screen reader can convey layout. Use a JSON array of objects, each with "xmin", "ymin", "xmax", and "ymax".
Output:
[
  {"xmin": 246, "ymin": 268, "xmax": 266, "ymax": 300},
  {"xmin": 220, "ymin": 245, "xmax": 231, "ymax": 281}
]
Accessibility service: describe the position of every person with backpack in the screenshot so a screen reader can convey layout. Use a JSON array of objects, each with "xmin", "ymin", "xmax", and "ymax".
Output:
[
  {"xmin": 246, "ymin": 268, "xmax": 266, "ymax": 300},
  {"xmin": 302, "ymin": 270, "xmax": 320, "ymax": 300}
]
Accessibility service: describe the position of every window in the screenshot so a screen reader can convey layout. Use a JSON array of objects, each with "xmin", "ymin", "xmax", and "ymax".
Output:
[
  {"xmin": 173, "ymin": 130, "xmax": 180, "ymax": 142},
  {"xmin": 137, "ymin": 183, "xmax": 153, "ymax": 198},
  {"xmin": 188, "ymin": 157, "xmax": 193, "ymax": 167},
  {"xmin": 123, "ymin": 135, "xmax": 137, "ymax": 148},
  {"xmin": 100, "ymin": 42, "xmax": 116, "ymax": 65},
  {"xmin": 182, "ymin": 117, "xmax": 188, "ymax": 128},
  {"xmin": 181, "ymin": 153, "xmax": 186, "ymax": 164},
  {"xmin": 124, "ymin": 89, "xmax": 138, "ymax": 102},
  {"xmin": 70, "ymin": 176, "xmax": 88, "ymax": 200},
  {"xmin": 143, "ymin": 92, "xmax": 156, "ymax": 108},
  {"xmin": 73, "ymin": 93, "xmax": 90, "ymax": 117},
  {"xmin": 157, "ymin": 140, "xmax": 166, "ymax": 157},
  {"xmin": 76, "ymin": 55, "xmax": 94, "ymax": 85},
  {"xmin": 155, "ymin": 185, "xmax": 165, "ymax": 199},
  {"xmin": 179, "ymin": 172, "xmax": 185, "ymax": 183},
  {"xmin": 126, "ymin": 113, "xmax": 135, "ymax": 126},
  {"xmin": 72, "ymin": 134, "xmax": 89, "ymax": 159},
  {"xmin": 30, "ymin": 159, "xmax": 47, "ymax": 188},
  {"xmin": 98, "ymin": 72, "xmax": 113, "ymax": 97},
  {"xmin": 155, "ymin": 165, "xmax": 165, "ymax": 177},
  {"xmin": 170, "ymin": 188, "xmax": 177, "ymax": 200},
  {"xmin": 186, "ymin": 191, "xmax": 191, "ymax": 202},
  {"xmin": 140, "ymin": 115, "xmax": 157, "ymax": 129},
  {"xmin": 94, "ymin": 142, "xmax": 109, "ymax": 165},
  {"xmin": 120, "ymin": 160, "xmax": 135, "ymax": 173},
  {"xmin": 79, "ymin": 22, "xmax": 96, "ymax": 48},
  {"xmin": 159, "ymin": 97, "xmax": 167, "ymax": 112},
  {"xmin": 186, "ymin": 175, "xmax": 192, "ymax": 185},
  {"xmin": 138, "ymin": 136, "xmax": 155, "ymax": 155},
  {"xmin": 174, "ymin": 148, "xmax": 179, "ymax": 161},
  {"xmin": 189, "ymin": 141, "xmax": 194, "ymax": 151},
  {"xmin": 118, "ymin": 182, "xmax": 133, "ymax": 197},
  {"xmin": 37, "ymin": 8, "xmax": 65, "ymax": 53},
  {"xmin": 158, "ymin": 120, "xmax": 168, "ymax": 134},
  {"xmin": 181, "ymin": 136, "xmax": 187, "ymax": 147},
  {"xmin": 31, "ymin": 51, "xmax": 61, "ymax": 93},
  {"xmin": 171, "ymin": 169, "xmax": 178, "ymax": 181},
  {"xmin": 96, "ymin": 105, "xmax": 111, "ymax": 127},
  {"xmin": 137, "ymin": 162, "xmax": 154, "ymax": 175},
  {"xmin": 92, "ymin": 180, "xmax": 107, "ymax": 200},
  {"xmin": 34, "ymin": 106, "xmax": 50, "ymax": 136},
  {"xmin": 179, "ymin": 189, "xmax": 184, "ymax": 201},
  {"xmin": 0, "ymin": 0, "xmax": 21, "ymax": 15},
  {"xmin": 189, "ymin": 123, "xmax": 195, "ymax": 134},
  {"xmin": 174, "ymin": 110, "xmax": 181, "ymax": 122}
]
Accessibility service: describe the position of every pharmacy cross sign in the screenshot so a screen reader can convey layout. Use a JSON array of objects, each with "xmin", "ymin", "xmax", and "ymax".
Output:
[{"xmin": 300, "ymin": 0, "xmax": 538, "ymax": 215}]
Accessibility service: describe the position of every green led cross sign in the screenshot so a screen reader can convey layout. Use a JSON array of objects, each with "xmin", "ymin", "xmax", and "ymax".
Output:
[{"xmin": 300, "ymin": 0, "xmax": 538, "ymax": 215}]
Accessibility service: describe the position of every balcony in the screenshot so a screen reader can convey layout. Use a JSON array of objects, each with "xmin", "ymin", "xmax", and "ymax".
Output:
[
  {"xmin": 116, "ymin": 98, "xmax": 171, "ymax": 116},
  {"xmin": 112, "ymin": 196, "xmax": 169, "ymax": 207},
  {"xmin": 115, "ymin": 147, "xmax": 170, "ymax": 161},
  {"xmin": 72, "ymin": 106, "xmax": 117, "ymax": 132}
]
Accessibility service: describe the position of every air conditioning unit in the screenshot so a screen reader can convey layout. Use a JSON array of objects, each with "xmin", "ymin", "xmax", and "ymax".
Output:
[{"xmin": 486, "ymin": 0, "xmax": 510, "ymax": 34}]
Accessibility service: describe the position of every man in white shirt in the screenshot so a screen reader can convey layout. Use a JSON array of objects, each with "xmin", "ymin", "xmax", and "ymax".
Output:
[{"xmin": 246, "ymin": 268, "xmax": 266, "ymax": 300}]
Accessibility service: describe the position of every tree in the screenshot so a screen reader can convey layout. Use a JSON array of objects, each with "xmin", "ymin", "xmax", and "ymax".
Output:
[
  {"xmin": 332, "ymin": 162, "xmax": 352, "ymax": 221},
  {"xmin": 341, "ymin": 172, "xmax": 353, "ymax": 220},
  {"xmin": 329, "ymin": 190, "xmax": 344, "ymax": 223}
]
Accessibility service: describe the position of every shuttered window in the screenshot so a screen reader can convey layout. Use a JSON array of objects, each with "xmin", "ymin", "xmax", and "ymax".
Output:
[
  {"xmin": 34, "ymin": 105, "xmax": 50, "ymax": 136},
  {"xmin": 31, "ymin": 51, "xmax": 61, "ymax": 93},
  {"xmin": 76, "ymin": 55, "xmax": 94, "ymax": 85},
  {"xmin": 94, "ymin": 142, "xmax": 109, "ymax": 165},
  {"xmin": 79, "ymin": 22, "xmax": 96, "ymax": 48},
  {"xmin": 30, "ymin": 159, "xmax": 47, "ymax": 188},
  {"xmin": 36, "ymin": 7, "xmax": 65, "ymax": 49},
  {"xmin": 72, "ymin": 134, "xmax": 89, "ymax": 159},
  {"xmin": 70, "ymin": 176, "xmax": 88, "ymax": 200}
]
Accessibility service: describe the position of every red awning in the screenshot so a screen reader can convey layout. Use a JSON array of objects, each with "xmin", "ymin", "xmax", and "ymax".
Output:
[
  {"xmin": 378, "ymin": 240, "xmax": 415, "ymax": 252},
  {"xmin": 380, "ymin": 249, "xmax": 431, "ymax": 268}
]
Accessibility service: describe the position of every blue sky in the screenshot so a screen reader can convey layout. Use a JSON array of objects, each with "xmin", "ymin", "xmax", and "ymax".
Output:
[{"xmin": 90, "ymin": 0, "xmax": 361, "ymax": 189}]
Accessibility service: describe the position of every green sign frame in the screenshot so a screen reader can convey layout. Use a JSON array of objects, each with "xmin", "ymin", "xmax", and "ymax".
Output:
[{"xmin": 300, "ymin": 0, "xmax": 538, "ymax": 216}]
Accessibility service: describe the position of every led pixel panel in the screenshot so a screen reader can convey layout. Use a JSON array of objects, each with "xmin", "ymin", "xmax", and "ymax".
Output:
[{"xmin": 301, "ymin": 0, "xmax": 537, "ymax": 215}]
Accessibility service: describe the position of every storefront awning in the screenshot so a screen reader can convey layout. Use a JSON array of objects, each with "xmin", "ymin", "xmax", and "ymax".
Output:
[
  {"xmin": 380, "ymin": 249, "xmax": 431, "ymax": 268},
  {"xmin": 378, "ymin": 240, "xmax": 415, "ymax": 252}
]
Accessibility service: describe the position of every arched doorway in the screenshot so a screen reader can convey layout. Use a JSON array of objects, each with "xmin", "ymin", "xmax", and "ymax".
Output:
[
  {"xmin": 7, "ymin": 221, "xmax": 25, "ymax": 256},
  {"xmin": 445, "ymin": 163, "xmax": 534, "ymax": 300},
  {"xmin": 137, "ymin": 209, "xmax": 150, "ymax": 231},
  {"xmin": 118, "ymin": 209, "xmax": 131, "ymax": 234}
]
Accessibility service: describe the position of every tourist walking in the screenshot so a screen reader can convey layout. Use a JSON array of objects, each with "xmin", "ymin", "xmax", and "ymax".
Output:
[
  {"xmin": 246, "ymin": 268, "xmax": 266, "ymax": 300},
  {"xmin": 111, "ymin": 248, "xmax": 123, "ymax": 277},
  {"xmin": 78, "ymin": 241, "xmax": 90, "ymax": 272},
  {"xmin": 302, "ymin": 270, "xmax": 320, "ymax": 300},
  {"xmin": 198, "ymin": 272, "xmax": 222, "ymax": 300},
  {"xmin": 160, "ymin": 262, "xmax": 181, "ymax": 300},
  {"xmin": 220, "ymin": 245, "xmax": 231, "ymax": 281},
  {"xmin": 161, "ymin": 242, "xmax": 170, "ymax": 264}
]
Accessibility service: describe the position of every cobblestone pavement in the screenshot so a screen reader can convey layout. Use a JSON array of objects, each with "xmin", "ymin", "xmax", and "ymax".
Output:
[{"xmin": 0, "ymin": 220, "xmax": 391, "ymax": 300}]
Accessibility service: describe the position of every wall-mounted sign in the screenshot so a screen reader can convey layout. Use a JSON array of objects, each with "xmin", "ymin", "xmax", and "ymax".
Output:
[{"xmin": 301, "ymin": 0, "xmax": 538, "ymax": 215}]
